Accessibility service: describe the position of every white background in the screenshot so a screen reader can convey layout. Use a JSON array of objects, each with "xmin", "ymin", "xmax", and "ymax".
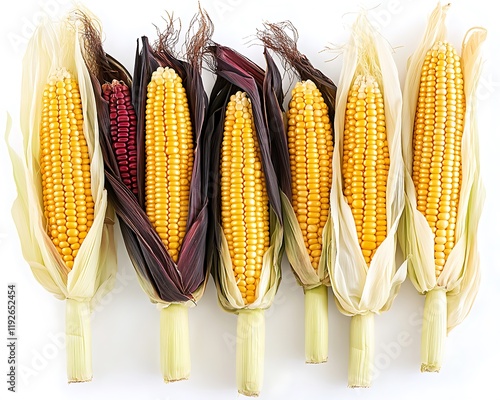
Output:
[{"xmin": 0, "ymin": 0, "xmax": 499, "ymax": 399}]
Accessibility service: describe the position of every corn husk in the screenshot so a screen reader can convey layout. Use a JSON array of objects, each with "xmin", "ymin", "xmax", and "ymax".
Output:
[
  {"xmin": 257, "ymin": 21, "xmax": 337, "ymax": 364},
  {"xmin": 6, "ymin": 11, "xmax": 116, "ymax": 382},
  {"xmin": 399, "ymin": 3, "xmax": 487, "ymax": 372},
  {"xmin": 328, "ymin": 13, "xmax": 406, "ymax": 387},
  {"xmin": 86, "ymin": 12, "xmax": 213, "ymax": 382},
  {"xmin": 206, "ymin": 44, "xmax": 285, "ymax": 396}
]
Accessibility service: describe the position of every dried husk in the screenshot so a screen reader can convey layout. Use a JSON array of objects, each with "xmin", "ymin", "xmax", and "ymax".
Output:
[
  {"xmin": 206, "ymin": 44, "xmax": 285, "ymax": 396},
  {"xmin": 328, "ymin": 13, "xmax": 407, "ymax": 387},
  {"xmin": 399, "ymin": 3, "xmax": 487, "ymax": 371},
  {"xmin": 7, "ymin": 11, "xmax": 117, "ymax": 382}
]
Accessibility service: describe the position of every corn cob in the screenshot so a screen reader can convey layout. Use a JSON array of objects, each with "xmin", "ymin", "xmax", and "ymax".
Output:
[
  {"xmin": 220, "ymin": 91, "xmax": 270, "ymax": 305},
  {"xmin": 342, "ymin": 74, "xmax": 390, "ymax": 265},
  {"xmin": 287, "ymin": 80, "xmax": 333, "ymax": 270},
  {"xmin": 411, "ymin": 41, "xmax": 464, "ymax": 278},
  {"xmin": 102, "ymin": 80, "xmax": 138, "ymax": 196},
  {"xmin": 145, "ymin": 66, "xmax": 194, "ymax": 263},
  {"xmin": 40, "ymin": 68, "xmax": 94, "ymax": 270}
]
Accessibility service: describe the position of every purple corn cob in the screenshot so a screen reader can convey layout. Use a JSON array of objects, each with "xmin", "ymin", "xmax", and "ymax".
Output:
[{"xmin": 102, "ymin": 80, "xmax": 138, "ymax": 196}]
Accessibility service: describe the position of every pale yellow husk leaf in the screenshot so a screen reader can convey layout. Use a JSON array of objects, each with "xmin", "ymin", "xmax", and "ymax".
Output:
[
  {"xmin": 216, "ymin": 207, "xmax": 282, "ymax": 312},
  {"xmin": 281, "ymin": 191, "xmax": 332, "ymax": 289},
  {"xmin": 399, "ymin": 3, "xmax": 486, "ymax": 332},
  {"xmin": 329, "ymin": 13, "xmax": 407, "ymax": 317}
]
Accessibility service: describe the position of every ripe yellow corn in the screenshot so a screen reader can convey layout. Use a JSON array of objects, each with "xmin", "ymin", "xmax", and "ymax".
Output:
[
  {"xmin": 40, "ymin": 68, "xmax": 94, "ymax": 270},
  {"xmin": 220, "ymin": 91, "xmax": 270, "ymax": 305},
  {"xmin": 287, "ymin": 80, "xmax": 334, "ymax": 269},
  {"xmin": 145, "ymin": 67, "xmax": 194, "ymax": 263},
  {"xmin": 342, "ymin": 75, "xmax": 390, "ymax": 265},
  {"xmin": 412, "ymin": 41, "xmax": 464, "ymax": 278}
]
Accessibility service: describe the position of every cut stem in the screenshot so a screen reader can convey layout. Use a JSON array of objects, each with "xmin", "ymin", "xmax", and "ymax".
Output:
[
  {"xmin": 66, "ymin": 299, "xmax": 92, "ymax": 383},
  {"xmin": 236, "ymin": 309, "xmax": 265, "ymax": 397},
  {"xmin": 348, "ymin": 312, "xmax": 374, "ymax": 388},
  {"xmin": 421, "ymin": 287, "xmax": 447, "ymax": 372},
  {"xmin": 304, "ymin": 285, "xmax": 328, "ymax": 363},
  {"xmin": 160, "ymin": 304, "xmax": 190, "ymax": 382}
]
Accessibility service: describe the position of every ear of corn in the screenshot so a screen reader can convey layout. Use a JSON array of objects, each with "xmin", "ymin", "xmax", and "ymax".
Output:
[
  {"xmin": 220, "ymin": 91, "xmax": 270, "ymax": 393},
  {"xmin": 217, "ymin": 90, "xmax": 273, "ymax": 396},
  {"xmin": 207, "ymin": 44, "xmax": 285, "ymax": 397},
  {"xmin": 102, "ymin": 80, "xmax": 138, "ymax": 196},
  {"xmin": 410, "ymin": 41, "xmax": 466, "ymax": 373},
  {"xmin": 342, "ymin": 74, "xmax": 389, "ymax": 265},
  {"xmin": 221, "ymin": 91, "xmax": 269, "ymax": 305},
  {"xmin": 399, "ymin": 3, "xmax": 486, "ymax": 374},
  {"xmin": 256, "ymin": 23, "xmax": 338, "ymax": 365},
  {"xmin": 328, "ymin": 13, "xmax": 406, "ymax": 388},
  {"xmin": 144, "ymin": 66, "xmax": 195, "ymax": 382},
  {"xmin": 41, "ymin": 70, "xmax": 94, "ymax": 270},
  {"xmin": 411, "ymin": 41, "xmax": 464, "ymax": 279},
  {"xmin": 286, "ymin": 79, "xmax": 333, "ymax": 363},
  {"xmin": 100, "ymin": 16, "xmax": 212, "ymax": 384},
  {"xmin": 145, "ymin": 66, "xmax": 194, "ymax": 264},
  {"xmin": 10, "ymin": 11, "xmax": 116, "ymax": 383},
  {"xmin": 341, "ymin": 73, "xmax": 390, "ymax": 387},
  {"xmin": 288, "ymin": 80, "xmax": 333, "ymax": 271}
]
